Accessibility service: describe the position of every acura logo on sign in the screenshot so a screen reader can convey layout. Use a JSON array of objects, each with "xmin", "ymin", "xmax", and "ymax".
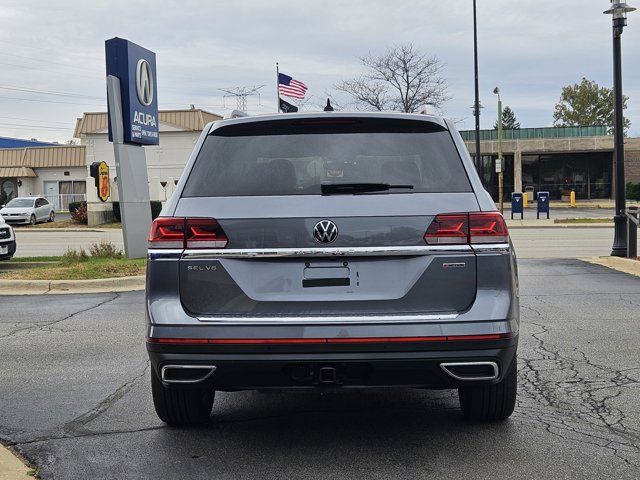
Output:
[
  {"xmin": 135, "ymin": 59, "xmax": 154, "ymax": 106},
  {"xmin": 313, "ymin": 220, "xmax": 338, "ymax": 243}
]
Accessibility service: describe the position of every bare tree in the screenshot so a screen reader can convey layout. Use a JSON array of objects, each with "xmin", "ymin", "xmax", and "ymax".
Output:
[{"xmin": 336, "ymin": 44, "xmax": 450, "ymax": 113}]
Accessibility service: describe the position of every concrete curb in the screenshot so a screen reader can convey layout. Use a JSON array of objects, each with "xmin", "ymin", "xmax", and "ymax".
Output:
[
  {"xmin": 0, "ymin": 444, "xmax": 32, "ymax": 480},
  {"xmin": 507, "ymin": 223, "xmax": 613, "ymax": 229},
  {"xmin": 0, "ymin": 275, "xmax": 145, "ymax": 295},
  {"xmin": 15, "ymin": 228, "xmax": 108, "ymax": 233},
  {"xmin": 584, "ymin": 256, "xmax": 640, "ymax": 277}
]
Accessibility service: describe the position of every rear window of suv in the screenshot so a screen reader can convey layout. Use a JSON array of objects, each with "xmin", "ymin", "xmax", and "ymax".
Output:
[{"xmin": 181, "ymin": 117, "xmax": 472, "ymax": 197}]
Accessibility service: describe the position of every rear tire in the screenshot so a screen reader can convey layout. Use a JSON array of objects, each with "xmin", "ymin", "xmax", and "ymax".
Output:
[
  {"xmin": 151, "ymin": 369, "xmax": 215, "ymax": 426},
  {"xmin": 48, "ymin": 211, "xmax": 55, "ymax": 222},
  {"xmin": 458, "ymin": 356, "xmax": 517, "ymax": 421}
]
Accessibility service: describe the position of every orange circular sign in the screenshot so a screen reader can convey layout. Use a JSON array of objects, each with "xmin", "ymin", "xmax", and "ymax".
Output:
[{"xmin": 98, "ymin": 161, "xmax": 110, "ymax": 202}]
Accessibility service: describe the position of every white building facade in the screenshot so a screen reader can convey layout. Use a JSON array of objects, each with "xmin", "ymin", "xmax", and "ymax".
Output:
[
  {"xmin": 73, "ymin": 109, "xmax": 222, "ymax": 225},
  {"xmin": 0, "ymin": 145, "xmax": 87, "ymax": 210}
]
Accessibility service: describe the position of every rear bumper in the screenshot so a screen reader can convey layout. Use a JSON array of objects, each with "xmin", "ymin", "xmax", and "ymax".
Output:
[{"xmin": 147, "ymin": 335, "xmax": 518, "ymax": 390}]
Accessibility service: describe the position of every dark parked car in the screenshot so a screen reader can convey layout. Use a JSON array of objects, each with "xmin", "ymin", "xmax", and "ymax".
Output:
[
  {"xmin": 0, "ymin": 215, "xmax": 16, "ymax": 260},
  {"xmin": 145, "ymin": 112, "xmax": 519, "ymax": 426}
]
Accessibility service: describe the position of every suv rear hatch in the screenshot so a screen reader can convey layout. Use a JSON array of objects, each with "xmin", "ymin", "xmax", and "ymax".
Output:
[{"xmin": 164, "ymin": 116, "xmax": 487, "ymax": 318}]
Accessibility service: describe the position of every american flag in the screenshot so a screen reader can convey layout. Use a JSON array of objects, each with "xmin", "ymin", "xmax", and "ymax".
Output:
[{"xmin": 278, "ymin": 73, "xmax": 307, "ymax": 99}]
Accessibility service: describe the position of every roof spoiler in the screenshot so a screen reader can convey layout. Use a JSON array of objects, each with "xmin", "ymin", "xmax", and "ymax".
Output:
[
  {"xmin": 419, "ymin": 105, "xmax": 438, "ymax": 115},
  {"xmin": 225, "ymin": 110, "xmax": 250, "ymax": 119}
]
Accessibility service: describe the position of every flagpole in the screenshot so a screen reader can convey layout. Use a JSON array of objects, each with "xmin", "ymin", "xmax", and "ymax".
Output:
[{"xmin": 275, "ymin": 62, "xmax": 280, "ymax": 113}]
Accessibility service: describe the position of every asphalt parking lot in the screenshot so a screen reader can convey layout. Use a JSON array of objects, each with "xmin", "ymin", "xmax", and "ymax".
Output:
[{"xmin": 0, "ymin": 258, "xmax": 638, "ymax": 479}]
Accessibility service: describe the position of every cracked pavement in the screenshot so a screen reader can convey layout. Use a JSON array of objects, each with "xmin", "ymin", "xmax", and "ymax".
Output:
[{"xmin": 0, "ymin": 259, "xmax": 639, "ymax": 479}]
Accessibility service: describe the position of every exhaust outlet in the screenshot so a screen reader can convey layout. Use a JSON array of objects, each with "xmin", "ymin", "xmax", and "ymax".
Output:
[
  {"xmin": 161, "ymin": 365, "xmax": 217, "ymax": 384},
  {"xmin": 440, "ymin": 362, "xmax": 499, "ymax": 381}
]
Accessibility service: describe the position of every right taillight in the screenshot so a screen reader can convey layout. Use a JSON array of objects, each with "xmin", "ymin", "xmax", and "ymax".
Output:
[
  {"xmin": 148, "ymin": 218, "xmax": 228, "ymax": 249},
  {"xmin": 424, "ymin": 212, "xmax": 508, "ymax": 245}
]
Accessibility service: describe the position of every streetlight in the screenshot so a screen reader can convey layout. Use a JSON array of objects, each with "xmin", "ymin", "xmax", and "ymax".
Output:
[
  {"xmin": 604, "ymin": 1, "xmax": 636, "ymax": 257},
  {"xmin": 473, "ymin": 0, "xmax": 482, "ymax": 181},
  {"xmin": 494, "ymin": 87, "xmax": 504, "ymax": 214}
]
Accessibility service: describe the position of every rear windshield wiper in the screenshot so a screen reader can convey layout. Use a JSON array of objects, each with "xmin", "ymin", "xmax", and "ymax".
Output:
[{"xmin": 321, "ymin": 183, "xmax": 414, "ymax": 195}]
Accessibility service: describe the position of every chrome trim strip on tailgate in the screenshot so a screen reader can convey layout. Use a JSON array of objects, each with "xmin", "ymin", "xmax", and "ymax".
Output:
[
  {"xmin": 196, "ymin": 313, "xmax": 459, "ymax": 325},
  {"xmin": 471, "ymin": 243, "xmax": 510, "ymax": 253},
  {"xmin": 181, "ymin": 245, "xmax": 473, "ymax": 259}
]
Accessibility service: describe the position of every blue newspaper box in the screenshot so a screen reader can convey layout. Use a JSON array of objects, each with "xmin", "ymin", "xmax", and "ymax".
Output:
[
  {"xmin": 511, "ymin": 192, "xmax": 524, "ymax": 219},
  {"xmin": 537, "ymin": 191, "xmax": 550, "ymax": 219}
]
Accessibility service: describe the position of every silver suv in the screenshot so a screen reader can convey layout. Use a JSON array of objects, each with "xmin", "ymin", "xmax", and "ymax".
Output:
[{"xmin": 146, "ymin": 112, "xmax": 519, "ymax": 426}]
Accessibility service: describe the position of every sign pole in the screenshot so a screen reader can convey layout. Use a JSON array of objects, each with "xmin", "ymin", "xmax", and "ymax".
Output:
[
  {"xmin": 276, "ymin": 62, "xmax": 280, "ymax": 113},
  {"xmin": 106, "ymin": 75, "xmax": 152, "ymax": 258}
]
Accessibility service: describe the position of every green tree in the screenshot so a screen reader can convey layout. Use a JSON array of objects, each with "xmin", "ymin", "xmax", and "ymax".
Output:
[
  {"xmin": 553, "ymin": 77, "xmax": 630, "ymax": 134},
  {"xmin": 494, "ymin": 105, "xmax": 520, "ymax": 130}
]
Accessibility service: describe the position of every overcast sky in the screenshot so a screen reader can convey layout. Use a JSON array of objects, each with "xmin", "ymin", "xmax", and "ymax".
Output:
[{"xmin": 0, "ymin": 0, "xmax": 639, "ymax": 142}]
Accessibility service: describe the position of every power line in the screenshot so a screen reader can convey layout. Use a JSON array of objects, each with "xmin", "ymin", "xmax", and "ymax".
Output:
[
  {"xmin": 0, "ymin": 49, "xmax": 100, "ymax": 74},
  {"xmin": 0, "ymin": 122, "xmax": 72, "ymax": 131},
  {"xmin": 0, "ymin": 84, "xmax": 104, "ymax": 100},
  {"xmin": 0, "ymin": 59, "xmax": 100, "ymax": 80},
  {"xmin": 0, "ymin": 95, "xmax": 104, "ymax": 107},
  {"xmin": 0, "ymin": 115, "xmax": 70, "ymax": 125}
]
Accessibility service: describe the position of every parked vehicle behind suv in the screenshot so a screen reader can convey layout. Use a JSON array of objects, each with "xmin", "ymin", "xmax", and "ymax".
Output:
[
  {"xmin": 146, "ymin": 112, "xmax": 519, "ymax": 426},
  {"xmin": 0, "ymin": 197, "xmax": 55, "ymax": 225}
]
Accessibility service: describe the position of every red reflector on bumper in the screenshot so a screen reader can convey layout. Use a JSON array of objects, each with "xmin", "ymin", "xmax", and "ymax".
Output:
[{"xmin": 147, "ymin": 333, "xmax": 512, "ymax": 346}]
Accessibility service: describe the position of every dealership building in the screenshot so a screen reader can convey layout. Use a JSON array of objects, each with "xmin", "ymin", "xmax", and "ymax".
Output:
[
  {"xmin": 0, "ymin": 142, "xmax": 87, "ymax": 210},
  {"xmin": 2, "ymin": 112, "xmax": 640, "ymax": 223}
]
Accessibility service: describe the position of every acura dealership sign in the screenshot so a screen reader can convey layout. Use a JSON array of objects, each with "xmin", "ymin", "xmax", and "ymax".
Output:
[
  {"xmin": 105, "ymin": 38, "xmax": 159, "ymax": 146},
  {"xmin": 135, "ymin": 59, "xmax": 154, "ymax": 106},
  {"xmin": 104, "ymin": 37, "xmax": 155, "ymax": 259}
]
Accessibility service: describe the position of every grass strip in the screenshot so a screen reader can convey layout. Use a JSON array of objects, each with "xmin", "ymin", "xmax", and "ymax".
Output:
[
  {"xmin": 0, "ymin": 257, "xmax": 146, "ymax": 280},
  {"xmin": 553, "ymin": 218, "xmax": 613, "ymax": 224}
]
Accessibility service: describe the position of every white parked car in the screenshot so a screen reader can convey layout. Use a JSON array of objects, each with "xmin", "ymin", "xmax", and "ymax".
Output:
[
  {"xmin": 0, "ymin": 215, "xmax": 15, "ymax": 260},
  {"xmin": 0, "ymin": 197, "xmax": 55, "ymax": 225}
]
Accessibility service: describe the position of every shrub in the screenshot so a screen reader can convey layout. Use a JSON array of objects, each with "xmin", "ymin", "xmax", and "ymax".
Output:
[
  {"xmin": 69, "ymin": 201, "xmax": 86, "ymax": 215},
  {"xmin": 61, "ymin": 247, "xmax": 89, "ymax": 265},
  {"xmin": 71, "ymin": 203, "xmax": 88, "ymax": 224},
  {"xmin": 113, "ymin": 201, "xmax": 121, "ymax": 222},
  {"xmin": 89, "ymin": 241, "xmax": 123, "ymax": 259},
  {"xmin": 112, "ymin": 201, "xmax": 162, "ymax": 221},
  {"xmin": 150, "ymin": 201, "xmax": 162, "ymax": 219},
  {"xmin": 626, "ymin": 182, "xmax": 640, "ymax": 201}
]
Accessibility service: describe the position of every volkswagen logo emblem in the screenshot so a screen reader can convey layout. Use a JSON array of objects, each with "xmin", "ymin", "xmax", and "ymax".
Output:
[
  {"xmin": 313, "ymin": 220, "xmax": 338, "ymax": 244},
  {"xmin": 135, "ymin": 59, "xmax": 154, "ymax": 107}
]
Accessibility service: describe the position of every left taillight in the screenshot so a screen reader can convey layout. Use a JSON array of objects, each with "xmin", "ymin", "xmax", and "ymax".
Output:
[
  {"xmin": 148, "ymin": 218, "xmax": 228, "ymax": 249},
  {"xmin": 148, "ymin": 218, "xmax": 185, "ymax": 248},
  {"xmin": 424, "ymin": 212, "xmax": 509, "ymax": 245}
]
